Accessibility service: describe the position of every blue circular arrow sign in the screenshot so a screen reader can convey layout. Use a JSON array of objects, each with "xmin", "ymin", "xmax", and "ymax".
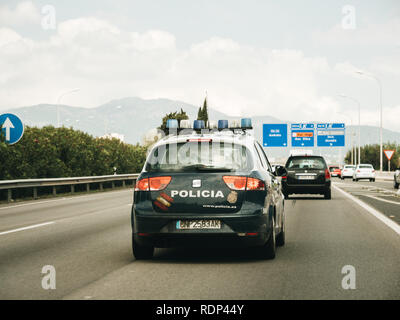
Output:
[{"xmin": 0, "ymin": 113, "xmax": 24, "ymax": 145}]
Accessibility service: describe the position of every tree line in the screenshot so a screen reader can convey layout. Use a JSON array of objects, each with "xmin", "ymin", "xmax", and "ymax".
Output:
[{"xmin": 0, "ymin": 126, "xmax": 147, "ymax": 180}]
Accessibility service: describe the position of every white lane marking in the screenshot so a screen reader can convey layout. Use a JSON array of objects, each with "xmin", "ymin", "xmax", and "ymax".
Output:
[
  {"xmin": 364, "ymin": 195, "xmax": 400, "ymax": 206},
  {"xmin": 0, "ymin": 222, "xmax": 55, "ymax": 236},
  {"xmin": 0, "ymin": 189, "xmax": 132, "ymax": 211},
  {"xmin": 334, "ymin": 185, "xmax": 400, "ymax": 236}
]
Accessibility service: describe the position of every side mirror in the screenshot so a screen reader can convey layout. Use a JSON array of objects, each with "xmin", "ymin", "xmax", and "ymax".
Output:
[{"xmin": 274, "ymin": 165, "xmax": 287, "ymax": 177}]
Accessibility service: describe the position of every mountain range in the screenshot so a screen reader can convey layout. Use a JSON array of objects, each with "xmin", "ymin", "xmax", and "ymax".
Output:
[{"xmin": 4, "ymin": 97, "xmax": 400, "ymax": 161}]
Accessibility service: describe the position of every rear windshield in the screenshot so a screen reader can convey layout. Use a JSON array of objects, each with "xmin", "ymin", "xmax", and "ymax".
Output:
[
  {"xmin": 286, "ymin": 157, "xmax": 326, "ymax": 170},
  {"xmin": 344, "ymin": 165, "xmax": 356, "ymax": 169},
  {"xmin": 359, "ymin": 165, "xmax": 373, "ymax": 169},
  {"xmin": 145, "ymin": 142, "xmax": 252, "ymax": 172}
]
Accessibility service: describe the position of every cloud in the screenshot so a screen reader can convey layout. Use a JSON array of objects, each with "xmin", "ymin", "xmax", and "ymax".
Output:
[
  {"xmin": 0, "ymin": 13, "xmax": 398, "ymax": 132},
  {"xmin": 0, "ymin": 1, "xmax": 40, "ymax": 26}
]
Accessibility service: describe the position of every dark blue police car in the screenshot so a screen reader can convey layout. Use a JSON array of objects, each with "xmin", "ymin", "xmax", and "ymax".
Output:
[{"xmin": 131, "ymin": 118, "xmax": 286, "ymax": 259}]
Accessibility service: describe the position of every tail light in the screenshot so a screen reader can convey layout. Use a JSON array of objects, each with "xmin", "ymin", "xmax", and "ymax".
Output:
[
  {"xmin": 281, "ymin": 176, "xmax": 287, "ymax": 180},
  {"xmin": 372, "ymin": 170, "xmax": 375, "ymax": 173},
  {"xmin": 149, "ymin": 176, "xmax": 171, "ymax": 191},
  {"xmin": 325, "ymin": 169, "xmax": 331, "ymax": 179},
  {"xmin": 246, "ymin": 177, "xmax": 265, "ymax": 190},
  {"xmin": 357, "ymin": 170, "xmax": 360, "ymax": 173},
  {"xmin": 223, "ymin": 176, "xmax": 265, "ymax": 191},
  {"xmin": 135, "ymin": 178, "xmax": 149, "ymax": 191},
  {"xmin": 223, "ymin": 176, "xmax": 247, "ymax": 190},
  {"xmin": 135, "ymin": 177, "xmax": 171, "ymax": 191}
]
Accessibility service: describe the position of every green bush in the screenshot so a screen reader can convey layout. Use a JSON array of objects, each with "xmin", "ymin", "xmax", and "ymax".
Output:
[{"xmin": 0, "ymin": 126, "xmax": 147, "ymax": 179}]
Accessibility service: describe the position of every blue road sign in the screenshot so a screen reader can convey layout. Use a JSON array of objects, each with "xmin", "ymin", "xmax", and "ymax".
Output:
[
  {"xmin": 263, "ymin": 124, "xmax": 288, "ymax": 147},
  {"xmin": 316, "ymin": 123, "xmax": 345, "ymax": 147},
  {"xmin": 0, "ymin": 113, "xmax": 24, "ymax": 145},
  {"xmin": 291, "ymin": 123, "xmax": 315, "ymax": 147}
]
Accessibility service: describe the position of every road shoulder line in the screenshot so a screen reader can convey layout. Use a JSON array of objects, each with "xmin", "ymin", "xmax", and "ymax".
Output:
[
  {"xmin": 0, "ymin": 221, "xmax": 55, "ymax": 236},
  {"xmin": 333, "ymin": 185, "xmax": 400, "ymax": 236}
]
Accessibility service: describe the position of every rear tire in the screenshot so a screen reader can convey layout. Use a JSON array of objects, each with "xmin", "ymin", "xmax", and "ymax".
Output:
[
  {"xmin": 132, "ymin": 234, "xmax": 154, "ymax": 260},
  {"xmin": 324, "ymin": 188, "xmax": 331, "ymax": 200},
  {"xmin": 372, "ymin": 178, "xmax": 375, "ymax": 182},
  {"xmin": 260, "ymin": 217, "xmax": 276, "ymax": 259},
  {"xmin": 395, "ymin": 181, "xmax": 399, "ymax": 189},
  {"xmin": 276, "ymin": 215, "xmax": 285, "ymax": 247}
]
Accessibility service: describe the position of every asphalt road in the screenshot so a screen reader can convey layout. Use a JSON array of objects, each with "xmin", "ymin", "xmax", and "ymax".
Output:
[
  {"xmin": 0, "ymin": 186, "xmax": 399, "ymax": 300},
  {"xmin": 334, "ymin": 178, "xmax": 400, "ymax": 225}
]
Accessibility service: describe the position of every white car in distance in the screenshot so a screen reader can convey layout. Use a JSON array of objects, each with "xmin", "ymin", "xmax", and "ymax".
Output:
[
  {"xmin": 353, "ymin": 164, "xmax": 376, "ymax": 182},
  {"xmin": 341, "ymin": 165, "xmax": 356, "ymax": 180}
]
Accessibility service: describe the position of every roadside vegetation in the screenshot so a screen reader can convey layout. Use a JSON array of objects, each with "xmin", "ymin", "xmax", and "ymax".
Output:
[
  {"xmin": 0, "ymin": 126, "xmax": 147, "ymax": 180},
  {"xmin": 345, "ymin": 143, "xmax": 400, "ymax": 170}
]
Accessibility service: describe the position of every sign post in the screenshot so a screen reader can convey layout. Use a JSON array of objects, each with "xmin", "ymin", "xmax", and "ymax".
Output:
[{"xmin": 384, "ymin": 150, "xmax": 395, "ymax": 172}]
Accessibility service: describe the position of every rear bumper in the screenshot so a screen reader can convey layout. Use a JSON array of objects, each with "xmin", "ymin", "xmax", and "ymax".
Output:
[
  {"xmin": 282, "ymin": 181, "xmax": 330, "ymax": 195},
  {"xmin": 134, "ymin": 232, "xmax": 268, "ymax": 248},
  {"xmin": 132, "ymin": 210, "xmax": 271, "ymax": 248},
  {"xmin": 354, "ymin": 174, "xmax": 375, "ymax": 179}
]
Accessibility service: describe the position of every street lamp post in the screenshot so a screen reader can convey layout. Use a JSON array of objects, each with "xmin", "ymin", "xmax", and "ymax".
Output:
[
  {"xmin": 336, "ymin": 112, "xmax": 354, "ymax": 165},
  {"xmin": 339, "ymin": 94, "xmax": 361, "ymax": 165},
  {"xmin": 356, "ymin": 71, "xmax": 383, "ymax": 171},
  {"xmin": 57, "ymin": 88, "xmax": 80, "ymax": 128}
]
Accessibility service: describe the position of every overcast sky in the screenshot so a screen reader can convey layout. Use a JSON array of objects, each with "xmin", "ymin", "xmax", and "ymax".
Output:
[{"xmin": 1, "ymin": 0, "xmax": 399, "ymax": 131}]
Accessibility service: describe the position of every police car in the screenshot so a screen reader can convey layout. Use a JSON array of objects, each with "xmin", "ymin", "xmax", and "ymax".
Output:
[{"xmin": 131, "ymin": 118, "xmax": 286, "ymax": 260}]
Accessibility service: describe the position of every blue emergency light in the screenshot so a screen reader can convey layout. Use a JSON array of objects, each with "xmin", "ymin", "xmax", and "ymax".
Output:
[
  {"xmin": 193, "ymin": 120, "xmax": 205, "ymax": 129},
  {"xmin": 218, "ymin": 120, "xmax": 229, "ymax": 129},
  {"xmin": 166, "ymin": 119, "xmax": 179, "ymax": 129},
  {"xmin": 241, "ymin": 118, "xmax": 252, "ymax": 129}
]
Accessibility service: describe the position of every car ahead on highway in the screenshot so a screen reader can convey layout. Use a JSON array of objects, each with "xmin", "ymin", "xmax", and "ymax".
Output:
[
  {"xmin": 341, "ymin": 165, "xmax": 356, "ymax": 180},
  {"xmin": 329, "ymin": 166, "xmax": 341, "ymax": 178},
  {"xmin": 281, "ymin": 155, "xmax": 331, "ymax": 199},
  {"xmin": 394, "ymin": 167, "xmax": 400, "ymax": 189},
  {"xmin": 131, "ymin": 119, "xmax": 286, "ymax": 260},
  {"xmin": 353, "ymin": 164, "xmax": 375, "ymax": 182}
]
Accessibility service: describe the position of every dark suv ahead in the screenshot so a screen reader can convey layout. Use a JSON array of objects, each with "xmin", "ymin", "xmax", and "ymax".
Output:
[{"xmin": 281, "ymin": 155, "xmax": 331, "ymax": 199}]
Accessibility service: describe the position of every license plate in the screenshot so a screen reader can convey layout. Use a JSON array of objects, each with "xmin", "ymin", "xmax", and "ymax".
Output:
[
  {"xmin": 297, "ymin": 175, "xmax": 315, "ymax": 180},
  {"xmin": 177, "ymin": 220, "xmax": 221, "ymax": 230}
]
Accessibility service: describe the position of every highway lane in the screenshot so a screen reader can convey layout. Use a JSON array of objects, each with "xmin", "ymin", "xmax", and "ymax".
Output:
[
  {"xmin": 0, "ymin": 189, "xmax": 134, "ymax": 299},
  {"xmin": 0, "ymin": 187, "xmax": 399, "ymax": 300},
  {"xmin": 334, "ymin": 179, "xmax": 400, "ymax": 225}
]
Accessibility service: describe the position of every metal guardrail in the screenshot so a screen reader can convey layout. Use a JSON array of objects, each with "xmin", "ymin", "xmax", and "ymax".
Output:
[{"xmin": 0, "ymin": 174, "xmax": 140, "ymax": 202}]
